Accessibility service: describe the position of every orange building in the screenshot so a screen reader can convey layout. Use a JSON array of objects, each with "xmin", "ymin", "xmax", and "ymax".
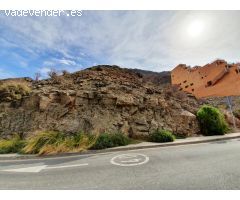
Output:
[{"xmin": 171, "ymin": 60, "xmax": 240, "ymax": 98}]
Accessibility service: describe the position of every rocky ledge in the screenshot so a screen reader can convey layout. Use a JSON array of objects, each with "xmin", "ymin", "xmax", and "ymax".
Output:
[{"xmin": 0, "ymin": 65, "xmax": 201, "ymax": 139}]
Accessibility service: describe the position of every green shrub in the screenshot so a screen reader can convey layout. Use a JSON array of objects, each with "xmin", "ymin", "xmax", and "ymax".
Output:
[
  {"xmin": 0, "ymin": 134, "xmax": 26, "ymax": 154},
  {"xmin": 91, "ymin": 133, "xmax": 130, "ymax": 150},
  {"xmin": 111, "ymin": 133, "xmax": 130, "ymax": 146},
  {"xmin": 149, "ymin": 129, "xmax": 175, "ymax": 143},
  {"xmin": 197, "ymin": 105, "xmax": 229, "ymax": 136},
  {"xmin": 91, "ymin": 133, "xmax": 113, "ymax": 150}
]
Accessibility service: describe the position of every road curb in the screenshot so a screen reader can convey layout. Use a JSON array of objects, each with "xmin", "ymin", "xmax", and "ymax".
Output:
[
  {"xmin": 1, "ymin": 133, "xmax": 240, "ymax": 161},
  {"xmin": 92, "ymin": 133, "xmax": 240, "ymax": 153}
]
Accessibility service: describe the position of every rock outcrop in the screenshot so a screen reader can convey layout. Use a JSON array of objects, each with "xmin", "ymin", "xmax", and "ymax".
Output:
[{"xmin": 0, "ymin": 65, "xmax": 201, "ymax": 139}]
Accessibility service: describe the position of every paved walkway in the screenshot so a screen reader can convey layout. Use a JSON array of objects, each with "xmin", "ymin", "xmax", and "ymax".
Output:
[{"xmin": 111, "ymin": 132, "xmax": 240, "ymax": 150}]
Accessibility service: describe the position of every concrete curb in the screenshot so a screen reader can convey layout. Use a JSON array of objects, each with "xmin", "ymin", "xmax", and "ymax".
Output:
[
  {"xmin": 91, "ymin": 132, "xmax": 240, "ymax": 153},
  {"xmin": 1, "ymin": 133, "xmax": 240, "ymax": 161}
]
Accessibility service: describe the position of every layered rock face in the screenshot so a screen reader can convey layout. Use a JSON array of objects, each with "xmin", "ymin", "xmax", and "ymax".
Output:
[{"xmin": 0, "ymin": 65, "xmax": 201, "ymax": 139}]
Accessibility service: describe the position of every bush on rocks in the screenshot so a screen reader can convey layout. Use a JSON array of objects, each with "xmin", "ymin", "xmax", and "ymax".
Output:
[
  {"xmin": 149, "ymin": 129, "xmax": 175, "ymax": 143},
  {"xmin": 91, "ymin": 132, "xmax": 130, "ymax": 150},
  {"xmin": 197, "ymin": 105, "xmax": 229, "ymax": 136}
]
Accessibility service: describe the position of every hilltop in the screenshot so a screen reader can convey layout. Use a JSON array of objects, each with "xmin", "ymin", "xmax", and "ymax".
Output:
[{"xmin": 0, "ymin": 65, "xmax": 236, "ymax": 139}]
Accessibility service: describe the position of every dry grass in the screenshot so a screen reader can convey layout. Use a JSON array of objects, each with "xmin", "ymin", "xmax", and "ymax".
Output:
[
  {"xmin": 1, "ymin": 130, "xmax": 131, "ymax": 155},
  {"xmin": 23, "ymin": 131, "xmax": 96, "ymax": 155},
  {"xmin": 0, "ymin": 134, "xmax": 26, "ymax": 154},
  {"xmin": 0, "ymin": 80, "xmax": 31, "ymax": 100},
  {"xmin": 23, "ymin": 131, "xmax": 65, "ymax": 154}
]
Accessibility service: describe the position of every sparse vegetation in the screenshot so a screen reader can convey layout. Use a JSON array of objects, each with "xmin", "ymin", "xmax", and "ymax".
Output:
[
  {"xmin": 0, "ymin": 81, "xmax": 31, "ymax": 101},
  {"xmin": 23, "ymin": 131, "xmax": 65, "ymax": 155},
  {"xmin": 165, "ymin": 85, "xmax": 187, "ymax": 100},
  {"xmin": 149, "ymin": 129, "xmax": 175, "ymax": 143},
  {"xmin": 23, "ymin": 131, "xmax": 96, "ymax": 155},
  {"xmin": 91, "ymin": 132, "xmax": 130, "ymax": 150},
  {"xmin": 63, "ymin": 132, "xmax": 96, "ymax": 152},
  {"xmin": 48, "ymin": 68, "xmax": 58, "ymax": 78},
  {"xmin": 197, "ymin": 105, "xmax": 229, "ymax": 136},
  {"xmin": 233, "ymin": 109, "xmax": 240, "ymax": 119},
  {"xmin": 34, "ymin": 72, "xmax": 41, "ymax": 81},
  {"xmin": 0, "ymin": 134, "xmax": 26, "ymax": 154},
  {"xmin": 173, "ymin": 134, "xmax": 187, "ymax": 139},
  {"xmin": 217, "ymin": 104, "xmax": 228, "ymax": 110},
  {"xmin": 62, "ymin": 70, "xmax": 70, "ymax": 76},
  {"xmin": 0, "ymin": 130, "xmax": 132, "ymax": 155}
]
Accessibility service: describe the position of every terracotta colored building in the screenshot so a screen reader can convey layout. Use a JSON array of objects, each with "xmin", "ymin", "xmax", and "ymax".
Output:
[{"xmin": 171, "ymin": 60, "xmax": 240, "ymax": 98}]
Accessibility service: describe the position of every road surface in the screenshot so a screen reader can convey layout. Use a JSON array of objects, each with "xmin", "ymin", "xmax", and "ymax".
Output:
[{"xmin": 1, "ymin": 139, "xmax": 240, "ymax": 189}]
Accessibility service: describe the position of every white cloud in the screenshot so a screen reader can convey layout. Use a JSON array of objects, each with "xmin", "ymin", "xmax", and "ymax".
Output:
[
  {"xmin": 0, "ymin": 68, "xmax": 13, "ymax": 79},
  {"xmin": 39, "ymin": 67, "xmax": 51, "ymax": 74},
  {"xmin": 56, "ymin": 59, "xmax": 77, "ymax": 66},
  {"xmin": 43, "ymin": 58, "xmax": 77, "ymax": 66},
  {"xmin": 42, "ymin": 61, "xmax": 55, "ymax": 66},
  {"xmin": 38, "ymin": 67, "xmax": 51, "ymax": 78},
  {"xmin": 1, "ymin": 11, "xmax": 240, "ymax": 73}
]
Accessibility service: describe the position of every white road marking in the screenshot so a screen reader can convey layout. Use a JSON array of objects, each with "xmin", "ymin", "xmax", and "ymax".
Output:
[
  {"xmin": 110, "ymin": 153, "xmax": 149, "ymax": 166},
  {"xmin": 47, "ymin": 163, "xmax": 88, "ymax": 170},
  {"xmin": 2, "ymin": 163, "xmax": 88, "ymax": 173},
  {"xmin": 120, "ymin": 159, "xmax": 141, "ymax": 163},
  {"xmin": 0, "ymin": 138, "xmax": 228, "ymax": 163},
  {"xmin": 2, "ymin": 165, "xmax": 47, "ymax": 173}
]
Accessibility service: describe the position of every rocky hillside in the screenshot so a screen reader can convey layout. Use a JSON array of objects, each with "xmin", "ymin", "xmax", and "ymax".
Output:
[{"xmin": 0, "ymin": 65, "xmax": 206, "ymax": 139}]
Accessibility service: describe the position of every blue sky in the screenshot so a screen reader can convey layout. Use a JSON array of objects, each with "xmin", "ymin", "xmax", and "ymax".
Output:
[{"xmin": 0, "ymin": 10, "xmax": 240, "ymax": 79}]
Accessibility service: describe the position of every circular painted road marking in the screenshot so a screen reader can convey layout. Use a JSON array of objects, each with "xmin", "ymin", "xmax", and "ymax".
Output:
[{"xmin": 110, "ymin": 153, "xmax": 149, "ymax": 166}]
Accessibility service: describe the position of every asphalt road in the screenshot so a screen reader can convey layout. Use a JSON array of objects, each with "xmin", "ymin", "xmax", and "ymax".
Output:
[{"xmin": 1, "ymin": 139, "xmax": 240, "ymax": 189}]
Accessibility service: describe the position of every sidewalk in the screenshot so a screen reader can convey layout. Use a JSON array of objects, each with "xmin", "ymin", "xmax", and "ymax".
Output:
[
  {"xmin": 109, "ymin": 132, "xmax": 240, "ymax": 151},
  {"xmin": 1, "ymin": 132, "xmax": 240, "ymax": 160}
]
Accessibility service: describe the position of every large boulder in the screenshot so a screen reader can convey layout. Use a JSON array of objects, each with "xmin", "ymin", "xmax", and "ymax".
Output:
[
  {"xmin": 222, "ymin": 110, "xmax": 240, "ymax": 128},
  {"xmin": 172, "ymin": 110, "xmax": 200, "ymax": 137}
]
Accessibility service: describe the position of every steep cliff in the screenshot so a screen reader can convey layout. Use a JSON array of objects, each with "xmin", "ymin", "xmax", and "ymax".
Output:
[{"xmin": 0, "ymin": 65, "xmax": 201, "ymax": 139}]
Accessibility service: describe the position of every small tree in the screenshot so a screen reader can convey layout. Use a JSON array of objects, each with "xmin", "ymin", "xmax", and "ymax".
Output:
[
  {"xmin": 48, "ymin": 68, "xmax": 58, "ymax": 79},
  {"xmin": 197, "ymin": 105, "xmax": 229, "ymax": 136},
  {"xmin": 34, "ymin": 72, "xmax": 41, "ymax": 81},
  {"xmin": 62, "ymin": 70, "xmax": 70, "ymax": 76}
]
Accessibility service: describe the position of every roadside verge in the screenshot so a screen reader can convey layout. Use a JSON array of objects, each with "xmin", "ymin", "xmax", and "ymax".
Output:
[{"xmin": 1, "ymin": 132, "xmax": 240, "ymax": 161}]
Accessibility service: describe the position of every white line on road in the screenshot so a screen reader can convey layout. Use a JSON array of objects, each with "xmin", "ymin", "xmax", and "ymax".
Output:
[
  {"xmin": 2, "ymin": 165, "xmax": 48, "ymax": 173},
  {"xmin": 47, "ymin": 163, "xmax": 89, "ymax": 169},
  {"xmin": 2, "ymin": 138, "xmax": 238, "ymax": 164},
  {"xmin": 2, "ymin": 163, "xmax": 89, "ymax": 173},
  {"xmin": 1, "ymin": 138, "xmax": 232, "ymax": 163}
]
